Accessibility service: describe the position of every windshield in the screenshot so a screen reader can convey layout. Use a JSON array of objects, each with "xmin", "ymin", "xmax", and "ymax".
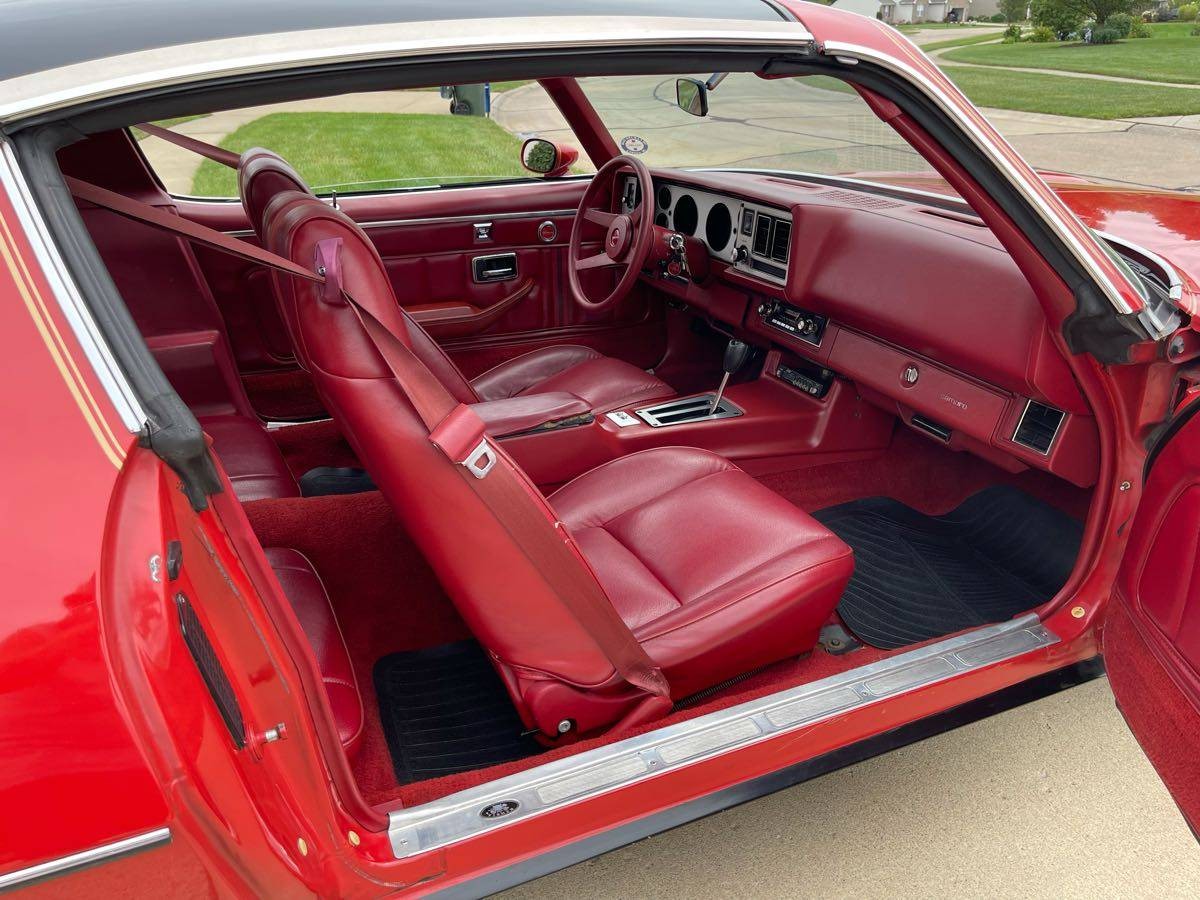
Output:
[{"xmin": 575, "ymin": 73, "xmax": 956, "ymax": 192}]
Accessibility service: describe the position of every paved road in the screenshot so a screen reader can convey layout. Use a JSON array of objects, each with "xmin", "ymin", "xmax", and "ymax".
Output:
[{"xmin": 504, "ymin": 677, "xmax": 1200, "ymax": 900}]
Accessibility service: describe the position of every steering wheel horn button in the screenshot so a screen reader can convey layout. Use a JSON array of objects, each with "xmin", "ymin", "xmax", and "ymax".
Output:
[{"xmin": 606, "ymin": 215, "xmax": 632, "ymax": 259}]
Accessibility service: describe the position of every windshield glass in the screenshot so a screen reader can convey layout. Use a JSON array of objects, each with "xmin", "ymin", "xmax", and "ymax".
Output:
[{"xmin": 575, "ymin": 73, "xmax": 956, "ymax": 192}]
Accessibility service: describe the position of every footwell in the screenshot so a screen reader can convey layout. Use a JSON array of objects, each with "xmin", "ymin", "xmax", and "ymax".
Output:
[
  {"xmin": 374, "ymin": 641, "xmax": 540, "ymax": 784},
  {"xmin": 814, "ymin": 486, "xmax": 1083, "ymax": 650}
]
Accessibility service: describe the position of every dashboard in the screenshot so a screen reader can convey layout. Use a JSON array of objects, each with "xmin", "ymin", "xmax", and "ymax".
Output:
[{"xmin": 620, "ymin": 169, "xmax": 1103, "ymax": 488}]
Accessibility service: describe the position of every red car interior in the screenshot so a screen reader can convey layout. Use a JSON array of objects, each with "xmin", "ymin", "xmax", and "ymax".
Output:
[
  {"xmin": 260, "ymin": 187, "xmax": 855, "ymax": 735},
  {"xmin": 54, "ymin": 69, "xmax": 1112, "ymax": 816}
]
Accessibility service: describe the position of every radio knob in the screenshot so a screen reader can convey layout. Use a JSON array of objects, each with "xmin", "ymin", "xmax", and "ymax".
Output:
[
  {"xmin": 801, "ymin": 318, "xmax": 817, "ymax": 335},
  {"xmin": 758, "ymin": 299, "xmax": 777, "ymax": 317},
  {"xmin": 735, "ymin": 245, "xmax": 749, "ymax": 263}
]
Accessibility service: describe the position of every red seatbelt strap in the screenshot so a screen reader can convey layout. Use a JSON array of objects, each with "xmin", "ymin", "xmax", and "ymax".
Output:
[
  {"xmin": 66, "ymin": 177, "xmax": 321, "ymax": 282},
  {"xmin": 315, "ymin": 238, "xmax": 670, "ymax": 701},
  {"xmin": 135, "ymin": 122, "xmax": 241, "ymax": 169},
  {"xmin": 65, "ymin": 175, "xmax": 670, "ymax": 701}
]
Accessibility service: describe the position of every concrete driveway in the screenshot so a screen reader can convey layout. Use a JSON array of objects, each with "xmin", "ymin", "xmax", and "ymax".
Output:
[{"xmin": 504, "ymin": 677, "xmax": 1200, "ymax": 899}]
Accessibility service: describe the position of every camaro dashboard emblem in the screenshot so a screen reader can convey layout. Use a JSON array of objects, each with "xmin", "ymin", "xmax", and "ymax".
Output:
[{"xmin": 479, "ymin": 800, "xmax": 520, "ymax": 819}]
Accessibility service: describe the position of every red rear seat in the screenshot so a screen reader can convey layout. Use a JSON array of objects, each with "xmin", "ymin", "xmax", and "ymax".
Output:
[{"xmin": 263, "ymin": 548, "xmax": 363, "ymax": 757}]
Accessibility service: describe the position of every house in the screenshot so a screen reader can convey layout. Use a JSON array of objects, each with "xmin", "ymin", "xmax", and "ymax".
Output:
[{"xmin": 831, "ymin": 0, "xmax": 1001, "ymax": 23}]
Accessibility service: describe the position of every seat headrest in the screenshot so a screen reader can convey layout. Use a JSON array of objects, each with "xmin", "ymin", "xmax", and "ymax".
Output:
[{"xmin": 238, "ymin": 147, "xmax": 313, "ymax": 241}]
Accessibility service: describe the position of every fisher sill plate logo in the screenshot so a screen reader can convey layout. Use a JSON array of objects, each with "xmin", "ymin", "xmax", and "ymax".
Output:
[{"xmin": 480, "ymin": 800, "xmax": 520, "ymax": 819}]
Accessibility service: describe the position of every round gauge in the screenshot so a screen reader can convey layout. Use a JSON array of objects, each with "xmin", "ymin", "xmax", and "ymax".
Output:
[
  {"xmin": 657, "ymin": 185, "xmax": 672, "ymax": 210},
  {"xmin": 673, "ymin": 194, "xmax": 699, "ymax": 236},
  {"xmin": 705, "ymin": 203, "xmax": 733, "ymax": 253}
]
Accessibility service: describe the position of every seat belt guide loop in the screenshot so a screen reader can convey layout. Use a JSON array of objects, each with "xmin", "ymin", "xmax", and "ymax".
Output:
[
  {"xmin": 429, "ymin": 404, "xmax": 496, "ymax": 479},
  {"xmin": 314, "ymin": 238, "xmax": 343, "ymax": 303}
]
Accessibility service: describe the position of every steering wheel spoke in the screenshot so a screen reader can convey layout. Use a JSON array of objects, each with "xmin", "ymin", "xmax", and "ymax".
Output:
[
  {"xmin": 575, "ymin": 251, "xmax": 621, "ymax": 271},
  {"xmin": 582, "ymin": 207, "xmax": 618, "ymax": 227}
]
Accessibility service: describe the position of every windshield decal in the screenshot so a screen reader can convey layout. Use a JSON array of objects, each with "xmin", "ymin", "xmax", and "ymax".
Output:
[{"xmin": 619, "ymin": 135, "xmax": 648, "ymax": 155}]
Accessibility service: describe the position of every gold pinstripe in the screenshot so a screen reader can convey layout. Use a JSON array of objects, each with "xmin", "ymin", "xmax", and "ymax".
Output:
[{"xmin": 0, "ymin": 206, "xmax": 127, "ymax": 468}]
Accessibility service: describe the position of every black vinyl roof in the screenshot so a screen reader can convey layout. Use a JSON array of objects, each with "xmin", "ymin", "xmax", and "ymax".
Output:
[{"xmin": 0, "ymin": 0, "xmax": 789, "ymax": 83}]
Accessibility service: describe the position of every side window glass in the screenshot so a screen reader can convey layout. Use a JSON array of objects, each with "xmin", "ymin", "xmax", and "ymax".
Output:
[{"xmin": 137, "ymin": 83, "xmax": 589, "ymax": 198}]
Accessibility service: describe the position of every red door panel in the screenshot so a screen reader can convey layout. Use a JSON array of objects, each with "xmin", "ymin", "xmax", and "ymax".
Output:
[{"xmin": 1108, "ymin": 405, "xmax": 1200, "ymax": 835}]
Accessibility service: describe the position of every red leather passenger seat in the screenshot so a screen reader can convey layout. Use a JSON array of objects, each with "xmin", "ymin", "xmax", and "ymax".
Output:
[
  {"xmin": 550, "ymin": 447, "xmax": 854, "ymax": 698},
  {"xmin": 263, "ymin": 548, "xmax": 363, "ymax": 756},
  {"xmin": 263, "ymin": 192, "xmax": 855, "ymax": 736}
]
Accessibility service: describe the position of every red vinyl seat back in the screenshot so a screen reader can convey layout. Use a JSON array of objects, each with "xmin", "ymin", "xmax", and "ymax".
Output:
[{"xmin": 238, "ymin": 151, "xmax": 481, "ymax": 402}]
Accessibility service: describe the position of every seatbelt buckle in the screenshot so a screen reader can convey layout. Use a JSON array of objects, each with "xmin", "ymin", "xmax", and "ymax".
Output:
[
  {"xmin": 461, "ymin": 439, "xmax": 497, "ymax": 480},
  {"xmin": 429, "ymin": 404, "xmax": 496, "ymax": 479}
]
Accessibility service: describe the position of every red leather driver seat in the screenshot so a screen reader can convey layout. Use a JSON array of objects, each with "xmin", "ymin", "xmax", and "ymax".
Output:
[
  {"xmin": 264, "ymin": 191, "xmax": 854, "ymax": 737},
  {"xmin": 238, "ymin": 149, "xmax": 674, "ymax": 414}
]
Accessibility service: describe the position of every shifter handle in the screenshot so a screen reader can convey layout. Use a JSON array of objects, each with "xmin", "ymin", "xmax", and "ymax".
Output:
[
  {"xmin": 723, "ymin": 339, "xmax": 751, "ymax": 375},
  {"xmin": 711, "ymin": 339, "xmax": 751, "ymax": 415}
]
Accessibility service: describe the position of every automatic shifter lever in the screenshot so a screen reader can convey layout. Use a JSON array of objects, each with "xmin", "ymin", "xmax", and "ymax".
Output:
[{"xmin": 710, "ymin": 339, "xmax": 751, "ymax": 414}]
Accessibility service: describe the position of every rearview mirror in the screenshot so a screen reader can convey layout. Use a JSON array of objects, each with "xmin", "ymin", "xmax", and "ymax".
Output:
[
  {"xmin": 676, "ymin": 78, "xmax": 709, "ymax": 118},
  {"xmin": 520, "ymin": 138, "xmax": 578, "ymax": 178}
]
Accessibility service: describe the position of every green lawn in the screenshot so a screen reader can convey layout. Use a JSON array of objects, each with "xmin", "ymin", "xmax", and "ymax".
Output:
[
  {"xmin": 943, "ymin": 22, "xmax": 1200, "ymax": 84},
  {"xmin": 192, "ymin": 112, "xmax": 526, "ymax": 196},
  {"xmin": 946, "ymin": 66, "xmax": 1200, "ymax": 118}
]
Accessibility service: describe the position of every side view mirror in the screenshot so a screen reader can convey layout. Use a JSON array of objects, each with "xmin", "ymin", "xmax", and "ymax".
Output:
[
  {"xmin": 676, "ymin": 78, "xmax": 709, "ymax": 118},
  {"xmin": 520, "ymin": 138, "xmax": 579, "ymax": 178}
]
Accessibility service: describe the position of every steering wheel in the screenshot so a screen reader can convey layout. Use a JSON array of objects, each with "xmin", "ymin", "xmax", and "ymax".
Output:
[{"xmin": 567, "ymin": 155, "xmax": 655, "ymax": 310}]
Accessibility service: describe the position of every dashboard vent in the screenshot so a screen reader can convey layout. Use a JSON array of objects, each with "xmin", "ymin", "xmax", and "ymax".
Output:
[
  {"xmin": 770, "ymin": 220, "xmax": 791, "ymax": 263},
  {"xmin": 752, "ymin": 212, "xmax": 791, "ymax": 267},
  {"xmin": 753, "ymin": 212, "xmax": 772, "ymax": 257},
  {"xmin": 1013, "ymin": 401, "xmax": 1064, "ymax": 455}
]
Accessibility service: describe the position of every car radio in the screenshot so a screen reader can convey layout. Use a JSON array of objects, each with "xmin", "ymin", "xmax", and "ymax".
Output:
[{"xmin": 757, "ymin": 299, "xmax": 827, "ymax": 346}]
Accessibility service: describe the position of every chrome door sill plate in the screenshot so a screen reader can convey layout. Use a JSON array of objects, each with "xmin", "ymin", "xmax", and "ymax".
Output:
[
  {"xmin": 635, "ymin": 393, "xmax": 742, "ymax": 427},
  {"xmin": 387, "ymin": 615, "xmax": 1056, "ymax": 858}
]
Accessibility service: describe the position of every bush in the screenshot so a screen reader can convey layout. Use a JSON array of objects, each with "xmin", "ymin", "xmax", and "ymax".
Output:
[
  {"xmin": 1129, "ymin": 19, "xmax": 1152, "ymax": 36},
  {"xmin": 1031, "ymin": 0, "xmax": 1085, "ymax": 37},
  {"xmin": 990, "ymin": 12, "xmax": 1009, "ymax": 21},
  {"xmin": 1181, "ymin": 2, "xmax": 1199, "ymax": 20},
  {"xmin": 1003, "ymin": 23, "xmax": 1024, "ymax": 41},
  {"xmin": 1029, "ymin": 24, "xmax": 1057, "ymax": 39},
  {"xmin": 1193, "ymin": 23, "xmax": 1200, "ymax": 34},
  {"xmin": 1106, "ymin": 11, "xmax": 1134, "ymax": 34},
  {"xmin": 1089, "ymin": 23, "xmax": 1122, "ymax": 41}
]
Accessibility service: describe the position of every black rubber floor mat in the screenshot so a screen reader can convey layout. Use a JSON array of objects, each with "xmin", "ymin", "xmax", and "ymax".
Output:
[
  {"xmin": 814, "ymin": 486, "xmax": 1083, "ymax": 651},
  {"xmin": 373, "ymin": 641, "xmax": 539, "ymax": 784}
]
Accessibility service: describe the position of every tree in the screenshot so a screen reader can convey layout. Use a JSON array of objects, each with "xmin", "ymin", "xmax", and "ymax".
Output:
[
  {"xmin": 1030, "ymin": 0, "xmax": 1134, "ymax": 30},
  {"xmin": 1030, "ymin": 0, "xmax": 1085, "ymax": 35},
  {"xmin": 1000, "ymin": 0, "xmax": 1029, "ymax": 21},
  {"xmin": 1077, "ymin": 0, "xmax": 1135, "ymax": 22}
]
